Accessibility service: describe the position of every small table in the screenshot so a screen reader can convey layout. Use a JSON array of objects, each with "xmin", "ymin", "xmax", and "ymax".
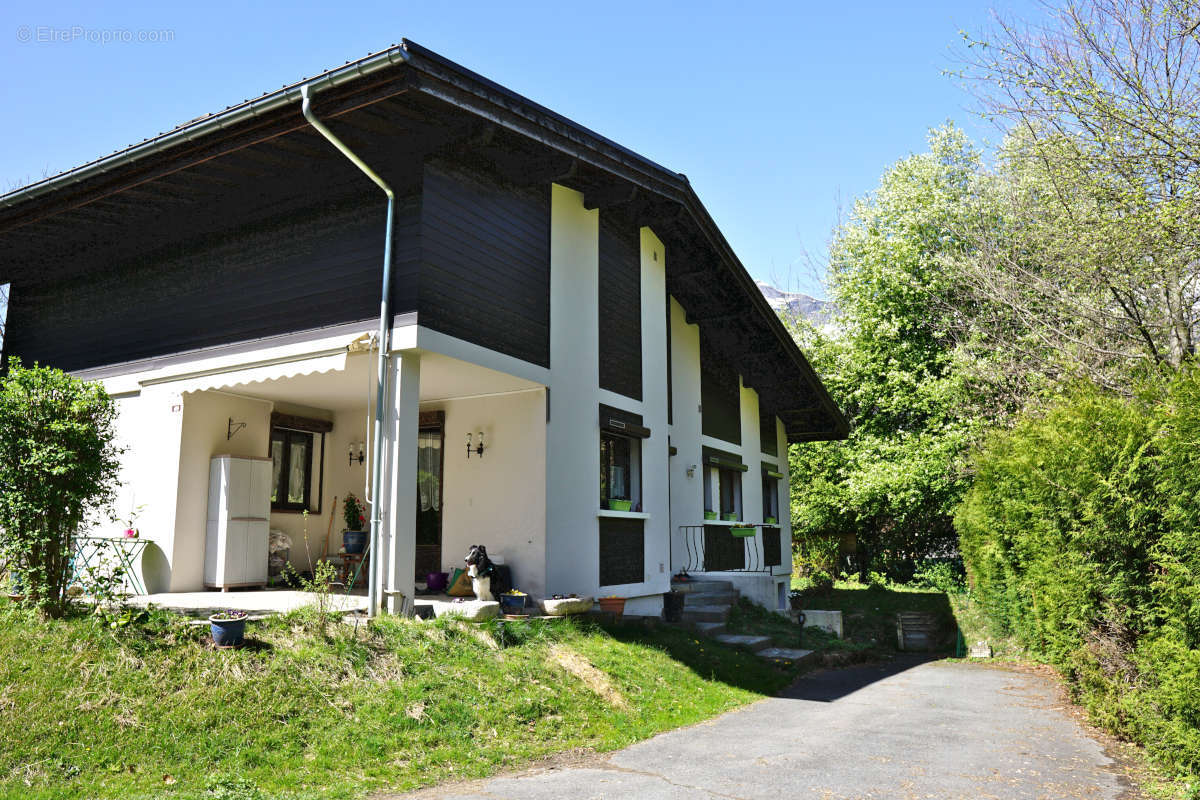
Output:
[{"xmin": 70, "ymin": 536, "xmax": 150, "ymax": 596}]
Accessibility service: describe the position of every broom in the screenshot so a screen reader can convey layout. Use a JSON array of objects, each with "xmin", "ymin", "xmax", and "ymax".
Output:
[{"xmin": 322, "ymin": 496, "xmax": 338, "ymax": 561}]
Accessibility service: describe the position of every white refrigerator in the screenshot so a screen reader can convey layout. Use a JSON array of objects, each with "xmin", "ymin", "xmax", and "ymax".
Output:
[{"xmin": 204, "ymin": 455, "xmax": 272, "ymax": 590}]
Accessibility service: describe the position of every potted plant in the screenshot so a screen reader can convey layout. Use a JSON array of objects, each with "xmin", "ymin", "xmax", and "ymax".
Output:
[
  {"xmin": 209, "ymin": 609, "xmax": 249, "ymax": 647},
  {"xmin": 597, "ymin": 595, "xmax": 625, "ymax": 618},
  {"xmin": 500, "ymin": 589, "xmax": 527, "ymax": 615},
  {"xmin": 607, "ymin": 498, "xmax": 632, "ymax": 512},
  {"xmin": 764, "ymin": 516, "xmax": 777, "ymax": 525},
  {"xmin": 722, "ymin": 512, "xmax": 739, "ymax": 522},
  {"xmin": 662, "ymin": 590, "xmax": 684, "ymax": 623},
  {"xmin": 731, "ymin": 524, "xmax": 756, "ymax": 538},
  {"xmin": 342, "ymin": 493, "xmax": 367, "ymax": 554},
  {"xmin": 704, "ymin": 510, "xmax": 718, "ymax": 521}
]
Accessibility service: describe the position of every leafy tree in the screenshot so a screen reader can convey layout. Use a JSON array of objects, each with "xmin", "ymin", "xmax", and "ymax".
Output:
[
  {"xmin": 0, "ymin": 359, "xmax": 121, "ymax": 618},
  {"xmin": 957, "ymin": 0, "xmax": 1200, "ymax": 385},
  {"xmin": 789, "ymin": 125, "xmax": 996, "ymax": 580}
]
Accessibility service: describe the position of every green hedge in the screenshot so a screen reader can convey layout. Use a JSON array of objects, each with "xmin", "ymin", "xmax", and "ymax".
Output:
[{"xmin": 957, "ymin": 372, "xmax": 1200, "ymax": 776}]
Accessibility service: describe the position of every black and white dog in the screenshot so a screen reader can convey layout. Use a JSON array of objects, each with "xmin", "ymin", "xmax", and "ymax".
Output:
[{"xmin": 464, "ymin": 544, "xmax": 499, "ymax": 601}]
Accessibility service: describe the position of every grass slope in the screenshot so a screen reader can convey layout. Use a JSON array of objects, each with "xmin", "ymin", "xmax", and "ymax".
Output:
[{"xmin": 0, "ymin": 603, "xmax": 791, "ymax": 800}]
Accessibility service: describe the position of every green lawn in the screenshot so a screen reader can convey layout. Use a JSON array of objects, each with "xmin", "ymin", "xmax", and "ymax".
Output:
[{"xmin": 0, "ymin": 602, "xmax": 793, "ymax": 800}]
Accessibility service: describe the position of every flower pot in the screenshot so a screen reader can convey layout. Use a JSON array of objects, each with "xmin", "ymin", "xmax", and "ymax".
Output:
[
  {"xmin": 500, "ymin": 593, "xmax": 526, "ymax": 614},
  {"xmin": 662, "ymin": 591, "xmax": 684, "ymax": 623},
  {"xmin": 597, "ymin": 596, "xmax": 625, "ymax": 618},
  {"xmin": 343, "ymin": 530, "xmax": 367, "ymax": 554},
  {"xmin": 209, "ymin": 615, "xmax": 247, "ymax": 648},
  {"xmin": 722, "ymin": 513, "xmax": 739, "ymax": 522},
  {"xmin": 731, "ymin": 526, "xmax": 756, "ymax": 538},
  {"xmin": 764, "ymin": 516, "xmax": 777, "ymax": 525},
  {"xmin": 704, "ymin": 511, "xmax": 718, "ymax": 521},
  {"xmin": 607, "ymin": 499, "xmax": 632, "ymax": 512}
]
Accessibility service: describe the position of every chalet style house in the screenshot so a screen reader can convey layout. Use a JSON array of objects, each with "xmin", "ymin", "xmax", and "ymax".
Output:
[{"xmin": 0, "ymin": 41, "xmax": 845, "ymax": 616}]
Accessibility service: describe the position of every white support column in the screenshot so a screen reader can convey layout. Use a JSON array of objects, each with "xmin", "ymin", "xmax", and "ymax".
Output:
[{"xmin": 382, "ymin": 351, "xmax": 421, "ymax": 615}]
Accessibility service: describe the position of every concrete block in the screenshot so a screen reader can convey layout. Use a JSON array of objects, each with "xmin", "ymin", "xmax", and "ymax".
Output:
[{"xmin": 801, "ymin": 609, "xmax": 843, "ymax": 638}]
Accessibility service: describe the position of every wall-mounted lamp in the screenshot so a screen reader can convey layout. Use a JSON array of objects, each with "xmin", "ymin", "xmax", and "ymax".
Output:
[
  {"xmin": 348, "ymin": 441, "xmax": 365, "ymax": 466},
  {"xmin": 466, "ymin": 431, "xmax": 485, "ymax": 459},
  {"xmin": 686, "ymin": 464, "xmax": 697, "ymax": 478}
]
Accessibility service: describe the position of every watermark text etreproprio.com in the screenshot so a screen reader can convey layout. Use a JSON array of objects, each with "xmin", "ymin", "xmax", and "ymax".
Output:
[{"xmin": 16, "ymin": 26, "xmax": 175, "ymax": 44}]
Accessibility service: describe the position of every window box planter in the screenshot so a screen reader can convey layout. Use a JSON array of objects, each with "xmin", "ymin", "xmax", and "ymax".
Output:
[
  {"xmin": 597, "ymin": 596, "xmax": 626, "ymax": 618},
  {"xmin": 722, "ymin": 512, "xmax": 739, "ymax": 522},
  {"xmin": 704, "ymin": 511, "xmax": 718, "ymax": 521},
  {"xmin": 730, "ymin": 525, "xmax": 756, "ymax": 538},
  {"xmin": 607, "ymin": 499, "xmax": 632, "ymax": 512}
]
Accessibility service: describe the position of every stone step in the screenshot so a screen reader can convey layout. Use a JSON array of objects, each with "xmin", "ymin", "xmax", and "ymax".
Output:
[
  {"xmin": 670, "ymin": 579, "xmax": 733, "ymax": 594},
  {"xmin": 757, "ymin": 647, "xmax": 816, "ymax": 666},
  {"xmin": 713, "ymin": 633, "xmax": 772, "ymax": 653},
  {"xmin": 681, "ymin": 604, "xmax": 732, "ymax": 623},
  {"xmin": 692, "ymin": 621, "xmax": 727, "ymax": 636},
  {"xmin": 682, "ymin": 590, "xmax": 738, "ymax": 607}
]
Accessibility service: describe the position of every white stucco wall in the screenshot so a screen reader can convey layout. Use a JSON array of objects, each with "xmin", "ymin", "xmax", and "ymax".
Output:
[
  {"xmin": 545, "ymin": 184, "xmax": 600, "ymax": 597},
  {"xmin": 173, "ymin": 390, "xmax": 273, "ymax": 590},
  {"xmin": 107, "ymin": 387, "xmax": 186, "ymax": 593},
  {"xmin": 430, "ymin": 389, "xmax": 547, "ymax": 597},
  {"xmin": 668, "ymin": 296, "xmax": 704, "ymax": 572}
]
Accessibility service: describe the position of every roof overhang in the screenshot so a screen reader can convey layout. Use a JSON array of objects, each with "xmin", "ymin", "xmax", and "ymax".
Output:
[{"xmin": 0, "ymin": 40, "xmax": 847, "ymax": 442}]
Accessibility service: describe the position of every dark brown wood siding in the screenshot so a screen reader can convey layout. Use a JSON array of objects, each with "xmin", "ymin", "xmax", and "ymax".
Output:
[
  {"xmin": 700, "ymin": 329, "xmax": 741, "ymax": 445},
  {"xmin": 419, "ymin": 161, "xmax": 550, "ymax": 368},
  {"xmin": 5, "ymin": 196, "xmax": 420, "ymax": 372},
  {"xmin": 599, "ymin": 517, "xmax": 645, "ymax": 586},
  {"xmin": 760, "ymin": 413, "xmax": 779, "ymax": 456},
  {"xmin": 703, "ymin": 524, "xmax": 745, "ymax": 571},
  {"xmin": 598, "ymin": 212, "xmax": 641, "ymax": 400},
  {"xmin": 763, "ymin": 526, "xmax": 783, "ymax": 568}
]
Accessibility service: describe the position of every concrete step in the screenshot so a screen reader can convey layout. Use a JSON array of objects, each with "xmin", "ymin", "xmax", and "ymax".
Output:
[
  {"xmin": 713, "ymin": 633, "xmax": 772, "ymax": 653},
  {"xmin": 681, "ymin": 604, "xmax": 732, "ymax": 623},
  {"xmin": 757, "ymin": 647, "xmax": 816, "ymax": 666},
  {"xmin": 682, "ymin": 590, "xmax": 739, "ymax": 607},
  {"xmin": 692, "ymin": 621, "xmax": 727, "ymax": 636},
  {"xmin": 670, "ymin": 579, "xmax": 733, "ymax": 595}
]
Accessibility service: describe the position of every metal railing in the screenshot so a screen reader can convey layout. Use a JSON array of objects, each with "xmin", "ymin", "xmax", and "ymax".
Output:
[{"xmin": 677, "ymin": 523, "xmax": 776, "ymax": 575}]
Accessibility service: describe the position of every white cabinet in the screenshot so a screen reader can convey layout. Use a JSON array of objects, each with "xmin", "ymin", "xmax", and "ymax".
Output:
[{"xmin": 205, "ymin": 455, "xmax": 273, "ymax": 589}]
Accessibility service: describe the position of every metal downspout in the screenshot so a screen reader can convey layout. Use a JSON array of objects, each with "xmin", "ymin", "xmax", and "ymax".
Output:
[{"xmin": 300, "ymin": 83, "xmax": 396, "ymax": 618}]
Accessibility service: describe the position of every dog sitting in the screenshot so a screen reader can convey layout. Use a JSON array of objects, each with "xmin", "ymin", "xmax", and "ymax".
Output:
[{"xmin": 464, "ymin": 544, "xmax": 498, "ymax": 602}]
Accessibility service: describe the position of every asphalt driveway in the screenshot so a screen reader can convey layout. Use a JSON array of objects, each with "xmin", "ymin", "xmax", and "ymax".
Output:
[{"xmin": 395, "ymin": 657, "xmax": 1133, "ymax": 800}]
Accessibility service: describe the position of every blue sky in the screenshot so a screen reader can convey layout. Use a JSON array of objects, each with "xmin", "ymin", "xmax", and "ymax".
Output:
[{"xmin": 1, "ymin": 0, "xmax": 1039, "ymax": 299}]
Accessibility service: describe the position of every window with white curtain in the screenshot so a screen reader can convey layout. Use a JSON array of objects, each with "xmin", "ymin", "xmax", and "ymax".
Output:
[{"xmin": 417, "ymin": 429, "xmax": 442, "ymax": 512}]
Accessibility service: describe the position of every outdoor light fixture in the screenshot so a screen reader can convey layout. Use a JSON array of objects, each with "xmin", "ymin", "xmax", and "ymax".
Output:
[
  {"xmin": 348, "ymin": 441, "xmax": 364, "ymax": 466},
  {"xmin": 466, "ymin": 431, "xmax": 485, "ymax": 459}
]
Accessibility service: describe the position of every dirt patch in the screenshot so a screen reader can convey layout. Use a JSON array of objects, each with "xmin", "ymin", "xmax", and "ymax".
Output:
[{"xmin": 549, "ymin": 645, "xmax": 628, "ymax": 710}]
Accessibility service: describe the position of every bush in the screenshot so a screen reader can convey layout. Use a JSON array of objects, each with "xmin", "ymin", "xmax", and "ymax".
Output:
[
  {"xmin": 957, "ymin": 372, "xmax": 1200, "ymax": 777},
  {"xmin": 0, "ymin": 359, "xmax": 121, "ymax": 617}
]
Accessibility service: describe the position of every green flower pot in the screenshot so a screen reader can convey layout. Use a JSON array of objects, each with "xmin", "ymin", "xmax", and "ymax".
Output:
[
  {"xmin": 704, "ymin": 511, "xmax": 718, "ymax": 521},
  {"xmin": 608, "ymin": 499, "xmax": 632, "ymax": 512}
]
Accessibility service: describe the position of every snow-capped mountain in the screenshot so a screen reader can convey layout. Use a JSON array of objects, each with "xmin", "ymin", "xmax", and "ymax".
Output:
[{"xmin": 756, "ymin": 281, "xmax": 833, "ymax": 325}]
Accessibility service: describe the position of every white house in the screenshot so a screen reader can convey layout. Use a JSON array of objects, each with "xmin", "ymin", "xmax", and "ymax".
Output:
[{"xmin": 0, "ymin": 41, "xmax": 846, "ymax": 617}]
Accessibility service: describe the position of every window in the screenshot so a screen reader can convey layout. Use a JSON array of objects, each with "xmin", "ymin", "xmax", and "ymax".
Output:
[
  {"xmin": 601, "ymin": 431, "xmax": 641, "ymax": 508},
  {"xmin": 270, "ymin": 428, "xmax": 314, "ymax": 512},
  {"xmin": 704, "ymin": 464, "xmax": 743, "ymax": 520},
  {"xmin": 762, "ymin": 472, "xmax": 780, "ymax": 523}
]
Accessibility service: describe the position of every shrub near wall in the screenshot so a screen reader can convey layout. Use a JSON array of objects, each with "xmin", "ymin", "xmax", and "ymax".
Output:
[{"xmin": 957, "ymin": 373, "xmax": 1200, "ymax": 777}]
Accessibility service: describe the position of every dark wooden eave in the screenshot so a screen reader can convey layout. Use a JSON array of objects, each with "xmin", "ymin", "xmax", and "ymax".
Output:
[{"xmin": 0, "ymin": 39, "xmax": 847, "ymax": 443}]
